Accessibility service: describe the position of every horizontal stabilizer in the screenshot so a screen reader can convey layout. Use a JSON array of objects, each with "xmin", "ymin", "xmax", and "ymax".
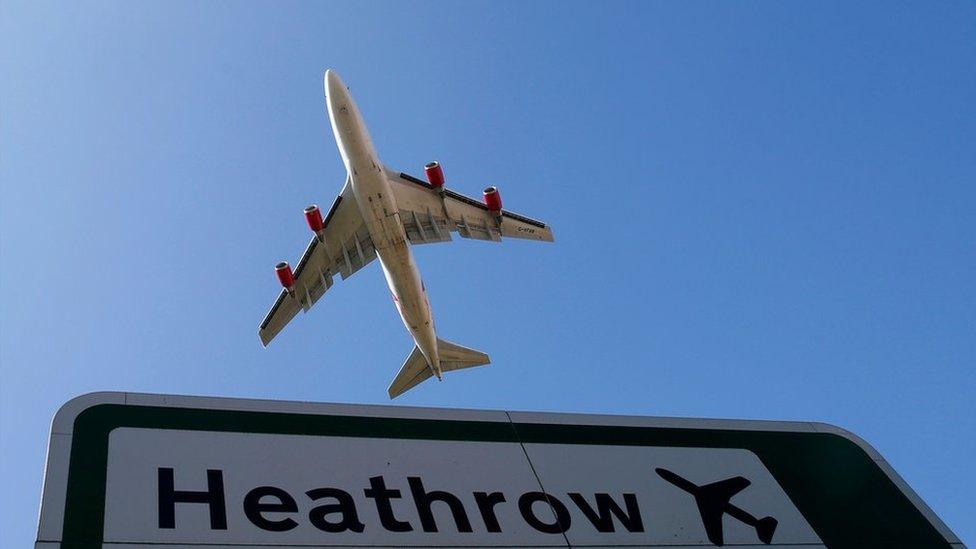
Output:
[
  {"xmin": 388, "ymin": 346, "xmax": 431, "ymax": 399},
  {"xmin": 756, "ymin": 516, "xmax": 778, "ymax": 544},
  {"xmin": 436, "ymin": 338, "xmax": 490, "ymax": 373},
  {"xmin": 388, "ymin": 338, "xmax": 490, "ymax": 399}
]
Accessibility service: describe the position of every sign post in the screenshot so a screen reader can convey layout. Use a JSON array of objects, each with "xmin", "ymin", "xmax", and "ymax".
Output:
[{"xmin": 37, "ymin": 392, "xmax": 963, "ymax": 548}]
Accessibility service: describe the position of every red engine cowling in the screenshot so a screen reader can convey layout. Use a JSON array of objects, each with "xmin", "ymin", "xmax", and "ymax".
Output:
[
  {"xmin": 483, "ymin": 186, "xmax": 502, "ymax": 212},
  {"xmin": 424, "ymin": 161, "xmax": 445, "ymax": 189},
  {"xmin": 275, "ymin": 262, "xmax": 295, "ymax": 290},
  {"xmin": 305, "ymin": 204, "xmax": 324, "ymax": 232}
]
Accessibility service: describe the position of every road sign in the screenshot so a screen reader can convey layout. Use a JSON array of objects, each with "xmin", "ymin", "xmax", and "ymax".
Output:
[{"xmin": 37, "ymin": 392, "xmax": 963, "ymax": 548}]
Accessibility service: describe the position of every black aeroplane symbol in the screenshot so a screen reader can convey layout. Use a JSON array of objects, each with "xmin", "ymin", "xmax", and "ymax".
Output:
[{"xmin": 655, "ymin": 467, "xmax": 778, "ymax": 546}]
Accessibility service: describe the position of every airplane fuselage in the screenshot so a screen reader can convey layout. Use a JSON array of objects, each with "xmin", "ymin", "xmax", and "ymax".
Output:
[{"xmin": 325, "ymin": 71, "xmax": 441, "ymax": 377}]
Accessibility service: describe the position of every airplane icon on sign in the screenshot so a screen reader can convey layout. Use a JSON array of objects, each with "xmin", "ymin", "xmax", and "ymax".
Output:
[{"xmin": 655, "ymin": 467, "xmax": 778, "ymax": 546}]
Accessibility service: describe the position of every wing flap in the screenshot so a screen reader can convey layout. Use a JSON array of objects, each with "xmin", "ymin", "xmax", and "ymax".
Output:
[
  {"xmin": 334, "ymin": 226, "xmax": 377, "ymax": 279},
  {"xmin": 401, "ymin": 208, "xmax": 453, "ymax": 245}
]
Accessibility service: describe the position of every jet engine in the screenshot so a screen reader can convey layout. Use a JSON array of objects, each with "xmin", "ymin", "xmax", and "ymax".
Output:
[
  {"xmin": 275, "ymin": 262, "xmax": 295, "ymax": 290},
  {"xmin": 482, "ymin": 186, "xmax": 502, "ymax": 213},
  {"xmin": 424, "ymin": 161, "xmax": 445, "ymax": 189},
  {"xmin": 304, "ymin": 204, "xmax": 324, "ymax": 232}
]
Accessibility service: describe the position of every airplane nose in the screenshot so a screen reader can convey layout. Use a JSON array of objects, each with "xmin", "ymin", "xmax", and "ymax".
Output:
[{"xmin": 324, "ymin": 69, "xmax": 345, "ymax": 99}]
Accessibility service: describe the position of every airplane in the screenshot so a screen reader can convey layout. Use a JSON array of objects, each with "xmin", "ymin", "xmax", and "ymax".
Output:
[
  {"xmin": 655, "ymin": 467, "xmax": 778, "ymax": 546},
  {"xmin": 258, "ymin": 70, "xmax": 554, "ymax": 398}
]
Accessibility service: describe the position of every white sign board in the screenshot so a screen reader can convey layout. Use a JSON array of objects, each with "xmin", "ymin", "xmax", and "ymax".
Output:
[{"xmin": 37, "ymin": 392, "xmax": 963, "ymax": 548}]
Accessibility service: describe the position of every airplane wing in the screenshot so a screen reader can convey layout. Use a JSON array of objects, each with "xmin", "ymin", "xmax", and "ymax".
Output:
[
  {"xmin": 695, "ymin": 476, "xmax": 751, "ymax": 546},
  {"xmin": 697, "ymin": 502, "xmax": 726, "ymax": 547},
  {"xmin": 386, "ymin": 170, "xmax": 554, "ymax": 244},
  {"xmin": 259, "ymin": 179, "xmax": 377, "ymax": 346}
]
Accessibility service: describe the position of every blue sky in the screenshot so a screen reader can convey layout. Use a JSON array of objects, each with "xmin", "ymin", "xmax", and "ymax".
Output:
[{"xmin": 2, "ymin": 1, "xmax": 973, "ymax": 545}]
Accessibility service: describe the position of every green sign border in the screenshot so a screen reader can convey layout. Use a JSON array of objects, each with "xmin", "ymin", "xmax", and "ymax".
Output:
[{"xmin": 58, "ymin": 404, "xmax": 949, "ymax": 548}]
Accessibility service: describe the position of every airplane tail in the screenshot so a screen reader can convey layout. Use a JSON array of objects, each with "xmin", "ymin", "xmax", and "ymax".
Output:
[
  {"xmin": 755, "ymin": 516, "xmax": 778, "ymax": 544},
  {"xmin": 388, "ymin": 338, "xmax": 490, "ymax": 399}
]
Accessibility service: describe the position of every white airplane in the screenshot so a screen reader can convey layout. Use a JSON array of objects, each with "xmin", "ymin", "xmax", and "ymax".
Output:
[{"xmin": 259, "ymin": 70, "xmax": 554, "ymax": 398}]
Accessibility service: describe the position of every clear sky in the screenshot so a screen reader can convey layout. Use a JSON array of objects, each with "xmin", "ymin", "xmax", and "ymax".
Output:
[{"xmin": 2, "ymin": 1, "xmax": 974, "ymax": 546}]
